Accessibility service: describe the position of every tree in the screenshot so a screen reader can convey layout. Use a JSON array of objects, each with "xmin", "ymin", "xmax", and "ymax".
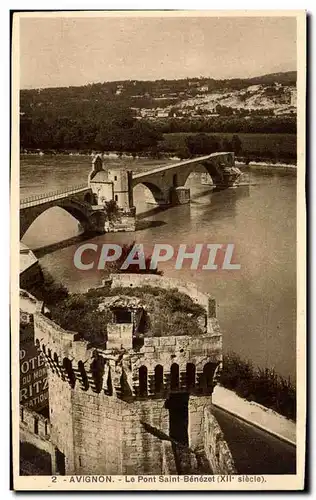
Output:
[
  {"xmin": 176, "ymin": 144, "xmax": 191, "ymax": 159},
  {"xmin": 185, "ymin": 133, "xmax": 220, "ymax": 156},
  {"xmin": 221, "ymin": 138, "xmax": 232, "ymax": 151},
  {"xmin": 231, "ymin": 134, "xmax": 242, "ymax": 154},
  {"xmin": 104, "ymin": 200, "xmax": 120, "ymax": 221}
]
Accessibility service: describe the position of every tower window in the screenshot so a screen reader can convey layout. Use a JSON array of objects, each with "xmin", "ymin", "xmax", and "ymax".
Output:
[
  {"xmin": 115, "ymin": 195, "xmax": 118, "ymax": 202},
  {"xmin": 113, "ymin": 309, "xmax": 132, "ymax": 324}
]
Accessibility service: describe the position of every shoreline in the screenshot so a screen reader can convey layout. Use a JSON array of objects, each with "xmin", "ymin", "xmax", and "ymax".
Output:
[
  {"xmin": 20, "ymin": 152, "xmax": 297, "ymax": 169},
  {"xmin": 236, "ymin": 160, "xmax": 296, "ymax": 169}
]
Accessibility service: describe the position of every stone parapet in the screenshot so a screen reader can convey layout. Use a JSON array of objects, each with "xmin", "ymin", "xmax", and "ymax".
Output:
[
  {"xmin": 32, "ymin": 274, "xmax": 222, "ymax": 401},
  {"xmin": 203, "ymin": 406, "xmax": 236, "ymax": 474}
]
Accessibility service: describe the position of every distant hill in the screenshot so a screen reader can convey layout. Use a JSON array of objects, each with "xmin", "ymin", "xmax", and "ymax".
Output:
[
  {"xmin": 20, "ymin": 71, "xmax": 296, "ymax": 95},
  {"xmin": 20, "ymin": 70, "xmax": 297, "ymax": 116},
  {"xmin": 19, "ymin": 71, "xmax": 296, "ymax": 153},
  {"xmin": 245, "ymin": 71, "xmax": 297, "ymax": 86}
]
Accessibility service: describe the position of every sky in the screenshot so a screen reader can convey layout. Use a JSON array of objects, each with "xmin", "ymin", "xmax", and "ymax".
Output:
[{"xmin": 19, "ymin": 15, "xmax": 297, "ymax": 89}]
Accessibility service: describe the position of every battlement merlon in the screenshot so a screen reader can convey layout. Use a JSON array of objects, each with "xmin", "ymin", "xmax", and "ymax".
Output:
[{"xmin": 33, "ymin": 313, "xmax": 222, "ymax": 371}]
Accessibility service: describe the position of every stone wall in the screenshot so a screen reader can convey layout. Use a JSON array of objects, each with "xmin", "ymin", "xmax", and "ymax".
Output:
[
  {"xmin": 48, "ymin": 369, "xmax": 76, "ymax": 473},
  {"xmin": 203, "ymin": 406, "xmax": 236, "ymax": 474},
  {"xmin": 162, "ymin": 441, "xmax": 177, "ymax": 474},
  {"xmin": 47, "ymin": 373, "xmax": 173, "ymax": 475},
  {"xmin": 188, "ymin": 396, "xmax": 211, "ymax": 451},
  {"xmin": 19, "ymin": 405, "xmax": 54, "ymax": 471},
  {"xmin": 140, "ymin": 335, "xmax": 222, "ymax": 371},
  {"xmin": 43, "ymin": 371, "xmax": 221, "ymax": 475}
]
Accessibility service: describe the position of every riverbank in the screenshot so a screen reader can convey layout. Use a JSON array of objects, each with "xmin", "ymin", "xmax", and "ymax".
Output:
[
  {"xmin": 20, "ymin": 151, "xmax": 296, "ymax": 171},
  {"xmin": 236, "ymin": 160, "xmax": 296, "ymax": 173},
  {"xmin": 213, "ymin": 385, "xmax": 296, "ymax": 445}
]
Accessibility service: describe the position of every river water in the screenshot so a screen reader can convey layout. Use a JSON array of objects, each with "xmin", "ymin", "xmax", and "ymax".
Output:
[{"xmin": 20, "ymin": 155, "xmax": 296, "ymax": 382}]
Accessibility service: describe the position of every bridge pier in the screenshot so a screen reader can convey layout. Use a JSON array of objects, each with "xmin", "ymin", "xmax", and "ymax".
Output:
[
  {"xmin": 144, "ymin": 186, "xmax": 191, "ymax": 207},
  {"xmin": 170, "ymin": 186, "xmax": 191, "ymax": 205},
  {"xmin": 201, "ymin": 155, "xmax": 241, "ymax": 189}
]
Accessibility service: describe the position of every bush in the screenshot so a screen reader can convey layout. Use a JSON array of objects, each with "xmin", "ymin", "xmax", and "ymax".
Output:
[
  {"xmin": 49, "ymin": 294, "xmax": 111, "ymax": 346},
  {"xmin": 220, "ymin": 352, "xmax": 296, "ymax": 421},
  {"xmin": 43, "ymin": 282, "xmax": 206, "ymax": 346},
  {"xmin": 24, "ymin": 270, "xmax": 69, "ymax": 306}
]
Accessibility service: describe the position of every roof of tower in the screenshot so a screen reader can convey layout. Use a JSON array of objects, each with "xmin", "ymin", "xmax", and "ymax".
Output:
[{"xmin": 90, "ymin": 171, "xmax": 109, "ymax": 183}]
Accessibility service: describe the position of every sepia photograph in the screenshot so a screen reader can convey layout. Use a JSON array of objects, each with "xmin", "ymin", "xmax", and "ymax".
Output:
[{"xmin": 11, "ymin": 10, "xmax": 306, "ymax": 491}]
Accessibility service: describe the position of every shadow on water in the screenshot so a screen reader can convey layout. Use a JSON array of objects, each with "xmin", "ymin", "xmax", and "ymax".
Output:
[
  {"xmin": 32, "ymin": 186, "xmax": 250, "ymax": 256},
  {"xmin": 137, "ymin": 205, "xmax": 171, "ymax": 220},
  {"xmin": 136, "ymin": 185, "xmax": 250, "ymax": 226},
  {"xmin": 136, "ymin": 220, "xmax": 167, "ymax": 231},
  {"xmin": 32, "ymin": 231, "xmax": 99, "ymax": 259},
  {"xmin": 190, "ymin": 185, "xmax": 251, "ymax": 221}
]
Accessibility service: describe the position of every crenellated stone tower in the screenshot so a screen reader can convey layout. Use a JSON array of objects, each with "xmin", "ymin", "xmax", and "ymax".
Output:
[{"xmin": 30, "ymin": 274, "xmax": 225, "ymax": 475}]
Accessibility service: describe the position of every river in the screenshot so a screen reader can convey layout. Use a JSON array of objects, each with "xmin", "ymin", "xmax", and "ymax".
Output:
[{"xmin": 20, "ymin": 155, "xmax": 296, "ymax": 382}]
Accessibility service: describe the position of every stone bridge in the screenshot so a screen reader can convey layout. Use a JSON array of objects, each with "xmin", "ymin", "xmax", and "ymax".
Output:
[
  {"xmin": 131, "ymin": 152, "xmax": 241, "ymax": 206},
  {"xmin": 20, "ymin": 153, "xmax": 241, "ymax": 237},
  {"xmin": 20, "ymin": 184, "xmax": 100, "ymax": 239}
]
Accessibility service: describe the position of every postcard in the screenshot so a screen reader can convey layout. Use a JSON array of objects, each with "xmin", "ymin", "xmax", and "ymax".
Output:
[{"xmin": 11, "ymin": 10, "xmax": 306, "ymax": 491}]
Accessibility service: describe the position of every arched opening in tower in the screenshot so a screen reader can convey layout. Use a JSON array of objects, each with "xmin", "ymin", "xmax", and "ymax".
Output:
[
  {"xmin": 170, "ymin": 363, "xmax": 179, "ymax": 391},
  {"xmin": 186, "ymin": 363, "xmax": 196, "ymax": 390},
  {"xmin": 139, "ymin": 365, "xmax": 148, "ymax": 397},
  {"xmin": 154, "ymin": 364, "xmax": 164, "ymax": 394},
  {"xmin": 203, "ymin": 362, "xmax": 217, "ymax": 394}
]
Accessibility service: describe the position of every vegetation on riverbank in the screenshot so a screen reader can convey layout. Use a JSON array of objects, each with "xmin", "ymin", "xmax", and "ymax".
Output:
[
  {"xmin": 161, "ymin": 132, "xmax": 296, "ymax": 164},
  {"xmin": 20, "ymin": 129, "xmax": 297, "ymax": 165},
  {"xmin": 220, "ymin": 352, "xmax": 296, "ymax": 421}
]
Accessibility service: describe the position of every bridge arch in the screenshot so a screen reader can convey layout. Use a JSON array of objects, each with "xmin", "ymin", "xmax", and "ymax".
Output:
[
  {"xmin": 20, "ymin": 200, "xmax": 94, "ymax": 240},
  {"xmin": 180, "ymin": 161, "xmax": 219, "ymax": 188},
  {"xmin": 132, "ymin": 181, "xmax": 167, "ymax": 206}
]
